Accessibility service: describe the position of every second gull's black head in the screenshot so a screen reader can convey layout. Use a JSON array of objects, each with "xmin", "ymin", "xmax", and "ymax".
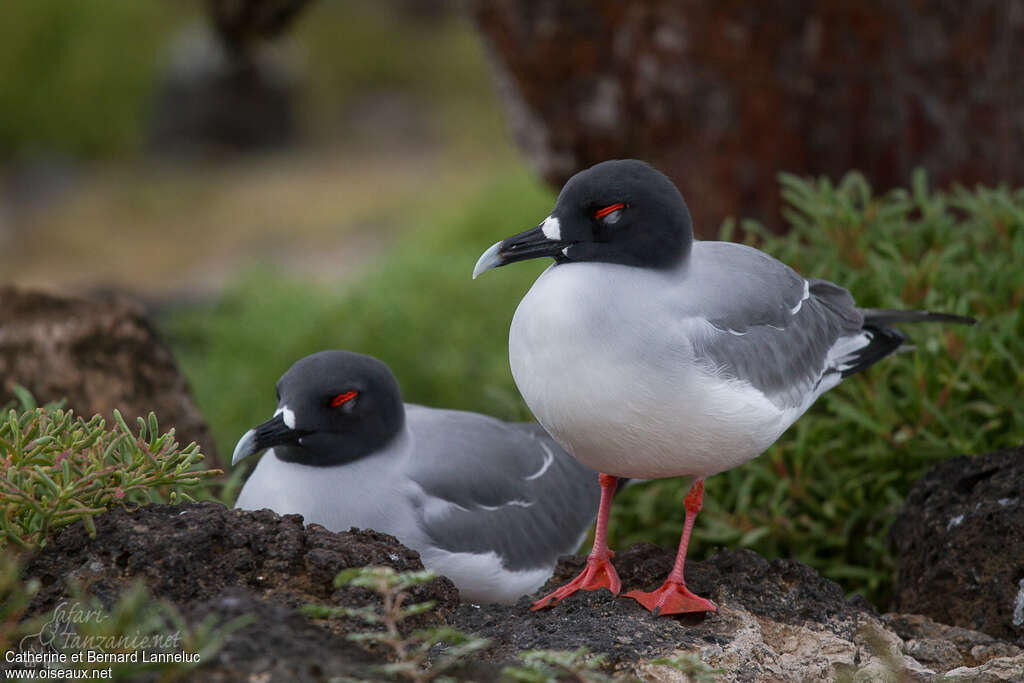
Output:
[{"xmin": 231, "ymin": 350, "xmax": 405, "ymax": 468}]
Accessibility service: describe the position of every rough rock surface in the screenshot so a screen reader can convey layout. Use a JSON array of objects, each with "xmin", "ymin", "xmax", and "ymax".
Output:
[
  {"xmin": 453, "ymin": 545, "xmax": 867, "ymax": 662},
  {"xmin": 180, "ymin": 589, "xmax": 380, "ymax": 682},
  {"xmin": 883, "ymin": 613, "xmax": 1023, "ymax": 677},
  {"xmin": 890, "ymin": 445, "xmax": 1024, "ymax": 646},
  {"xmin": 15, "ymin": 504, "xmax": 1024, "ymax": 681},
  {"xmin": 19, "ymin": 502, "xmax": 460, "ymax": 682},
  {"xmin": 23, "ymin": 502, "xmax": 458, "ymax": 629},
  {"xmin": 473, "ymin": 0, "xmax": 1024, "ymax": 234},
  {"xmin": 0, "ymin": 286, "xmax": 218, "ymax": 466},
  {"xmin": 457, "ymin": 545, "xmax": 1024, "ymax": 681}
]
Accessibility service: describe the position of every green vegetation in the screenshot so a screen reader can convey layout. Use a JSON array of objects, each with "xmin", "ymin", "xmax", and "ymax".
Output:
[
  {"xmin": 0, "ymin": 0, "xmax": 186, "ymax": 159},
  {"xmin": 0, "ymin": 395, "xmax": 239, "ymax": 681},
  {"xmin": 503, "ymin": 648, "xmax": 723, "ymax": 682},
  {"xmin": 305, "ymin": 566, "xmax": 491, "ymax": 682},
  {"xmin": 295, "ymin": 1, "xmax": 506, "ymax": 148},
  {"xmin": 163, "ymin": 166, "xmax": 552, "ymax": 494},
  {"xmin": 0, "ymin": 0, "xmax": 502, "ymax": 161},
  {"xmin": 0, "ymin": 390, "xmax": 220, "ymax": 549},
  {"xmin": 647, "ymin": 653, "xmax": 725, "ymax": 682},
  {"xmin": 0, "ymin": 554, "xmax": 42, "ymax": 657},
  {"xmin": 163, "ymin": 169, "xmax": 1023, "ymax": 607},
  {"xmin": 309, "ymin": 567, "xmax": 723, "ymax": 681},
  {"xmin": 503, "ymin": 648, "xmax": 613, "ymax": 683}
]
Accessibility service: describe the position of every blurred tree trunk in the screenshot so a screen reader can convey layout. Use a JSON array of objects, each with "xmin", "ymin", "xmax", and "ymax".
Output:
[{"xmin": 473, "ymin": 0, "xmax": 1024, "ymax": 234}]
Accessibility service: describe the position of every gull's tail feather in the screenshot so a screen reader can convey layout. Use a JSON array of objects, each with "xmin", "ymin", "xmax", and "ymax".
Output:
[
  {"xmin": 860, "ymin": 309, "xmax": 978, "ymax": 326},
  {"xmin": 837, "ymin": 308, "xmax": 975, "ymax": 379}
]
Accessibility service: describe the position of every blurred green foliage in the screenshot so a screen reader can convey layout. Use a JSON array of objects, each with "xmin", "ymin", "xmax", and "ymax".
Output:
[
  {"xmin": 163, "ymin": 167, "xmax": 551, "ymax": 460},
  {"xmin": 295, "ymin": 1, "xmax": 504, "ymax": 145},
  {"xmin": 0, "ymin": 0, "xmax": 500, "ymax": 161},
  {"xmin": 162, "ymin": 168, "xmax": 1023, "ymax": 608},
  {"xmin": 0, "ymin": 0, "xmax": 185, "ymax": 159}
]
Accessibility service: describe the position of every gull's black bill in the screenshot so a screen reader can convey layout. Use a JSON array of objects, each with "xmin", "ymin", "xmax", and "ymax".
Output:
[
  {"xmin": 473, "ymin": 224, "xmax": 569, "ymax": 279},
  {"xmin": 231, "ymin": 413, "xmax": 311, "ymax": 465}
]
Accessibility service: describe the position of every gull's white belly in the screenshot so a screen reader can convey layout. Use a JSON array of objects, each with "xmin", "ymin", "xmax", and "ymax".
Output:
[{"xmin": 508, "ymin": 263, "xmax": 796, "ymax": 479}]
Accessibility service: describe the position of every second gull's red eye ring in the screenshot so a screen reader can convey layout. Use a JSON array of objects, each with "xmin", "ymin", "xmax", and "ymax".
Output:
[
  {"xmin": 594, "ymin": 203, "xmax": 625, "ymax": 219},
  {"xmin": 330, "ymin": 391, "xmax": 359, "ymax": 407}
]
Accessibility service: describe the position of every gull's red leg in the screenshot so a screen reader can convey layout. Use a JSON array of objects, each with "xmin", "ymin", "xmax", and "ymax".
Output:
[
  {"xmin": 531, "ymin": 472, "xmax": 622, "ymax": 610},
  {"xmin": 624, "ymin": 478, "xmax": 717, "ymax": 616}
]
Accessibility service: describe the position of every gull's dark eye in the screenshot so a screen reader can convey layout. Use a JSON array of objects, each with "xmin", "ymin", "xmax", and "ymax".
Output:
[{"xmin": 593, "ymin": 202, "xmax": 625, "ymax": 225}]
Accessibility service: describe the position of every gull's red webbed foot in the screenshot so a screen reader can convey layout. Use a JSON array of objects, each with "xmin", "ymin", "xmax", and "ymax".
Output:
[
  {"xmin": 531, "ymin": 472, "xmax": 621, "ymax": 611},
  {"xmin": 625, "ymin": 478, "xmax": 715, "ymax": 617},
  {"xmin": 624, "ymin": 580, "xmax": 716, "ymax": 616},
  {"xmin": 530, "ymin": 549, "xmax": 621, "ymax": 611}
]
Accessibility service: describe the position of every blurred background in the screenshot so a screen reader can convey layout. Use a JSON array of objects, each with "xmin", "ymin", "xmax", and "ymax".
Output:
[{"xmin": 2, "ymin": 0, "xmax": 1021, "ymax": 608}]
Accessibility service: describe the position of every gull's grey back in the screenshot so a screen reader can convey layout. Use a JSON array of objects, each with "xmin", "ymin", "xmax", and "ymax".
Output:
[{"xmin": 403, "ymin": 405, "xmax": 602, "ymax": 572}]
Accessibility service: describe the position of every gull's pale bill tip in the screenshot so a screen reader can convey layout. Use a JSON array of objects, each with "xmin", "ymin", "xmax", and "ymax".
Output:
[
  {"xmin": 472, "ymin": 241, "xmax": 503, "ymax": 280},
  {"xmin": 231, "ymin": 428, "xmax": 257, "ymax": 466}
]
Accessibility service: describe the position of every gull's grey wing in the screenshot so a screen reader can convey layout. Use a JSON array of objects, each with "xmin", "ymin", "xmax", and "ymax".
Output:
[
  {"xmin": 404, "ymin": 407, "xmax": 600, "ymax": 572},
  {"xmin": 678, "ymin": 242, "xmax": 874, "ymax": 408}
]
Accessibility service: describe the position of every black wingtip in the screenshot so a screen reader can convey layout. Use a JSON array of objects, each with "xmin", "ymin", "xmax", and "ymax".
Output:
[{"xmin": 839, "ymin": 325, "xmax": 907, "ymax": 379}]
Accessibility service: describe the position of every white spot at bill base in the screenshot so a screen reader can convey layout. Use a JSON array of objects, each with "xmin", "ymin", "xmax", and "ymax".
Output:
[
  {"xmin": 541, "ymin": 215, "xmax": 561, "ymax": 241},
  {"xmin": 275, "ymin": 405, "xmax": 297, "ymax": 429}
]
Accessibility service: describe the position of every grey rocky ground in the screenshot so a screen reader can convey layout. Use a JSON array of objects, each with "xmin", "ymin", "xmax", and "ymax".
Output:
[{"xmin": 13, "ymin": 501, "xmax": 1024, "ymax": 681}]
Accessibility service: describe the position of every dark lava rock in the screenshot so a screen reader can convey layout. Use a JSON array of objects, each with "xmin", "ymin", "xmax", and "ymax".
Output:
[
  {"xmin": 473, "ymin": 0, "xmax": 1024, "ymax": 234},
  {"xmin": 19, "ymin": 502, "xmax": 459, "ymax": 682},
  {"xmin": 23, "ymin": 502, "xmax": 458, "ymax": 627},
  {"xmin": 453, "ymin": 545, "xmax": 870, "ymax": 664},
  {"xmin": 890, "ymin": 445, "xmax": 1024, "ymax": 645},
  {"xmin": 0, "ymin": 286, "xmax": 218, "ymax": 466},
  {"xmin": 181, "ymin": 588, "xmax": 380, "ymax": 682},
  {"xmin": 613, "ymin": 545, "xmax": 868, "ymax": 632},
  {"xmin": 17, "ymin": 502, "xmax": 1024, "ymax": 680}
]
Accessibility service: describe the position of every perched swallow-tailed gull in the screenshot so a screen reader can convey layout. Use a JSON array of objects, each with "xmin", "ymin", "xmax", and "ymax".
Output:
[
  {"xmin": 473, "ymin": 159, "xmax": 975, "ymax": 616},
  {"xmin": 231, "ymin": 350, "xmax": 602, "ymax": 604}
]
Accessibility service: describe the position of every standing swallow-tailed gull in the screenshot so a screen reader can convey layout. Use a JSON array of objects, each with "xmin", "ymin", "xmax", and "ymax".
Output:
[
  {"xmin": 473, "ymin": 159, "xmax": 975, "ymax": 616},
  {"xmin": 231, "ymin": 350, "xmax": 602, "ymax": 604}
]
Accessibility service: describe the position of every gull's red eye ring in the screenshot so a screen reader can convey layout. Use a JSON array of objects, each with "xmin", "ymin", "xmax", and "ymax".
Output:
[
  {"xmin": 594, "ymin": 203, "xmax": 625, "ymax": 219},
  {"xmin": 330, "ymin": 391, "xmax": 359, "ymax": 407}
]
